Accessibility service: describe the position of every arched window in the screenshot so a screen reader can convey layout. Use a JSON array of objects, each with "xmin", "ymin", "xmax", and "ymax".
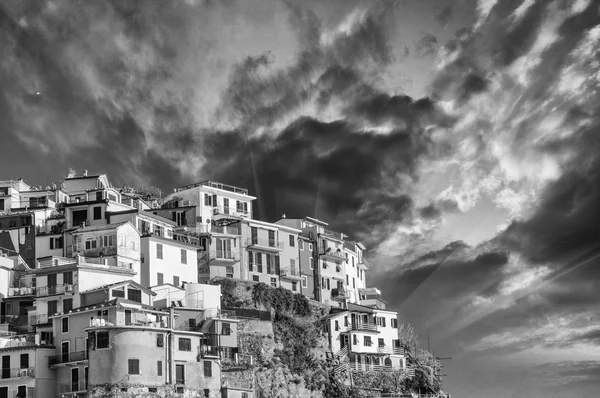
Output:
[{"xmin": 384, "ymin": 357, "xmax": 392, "ymax": 367}]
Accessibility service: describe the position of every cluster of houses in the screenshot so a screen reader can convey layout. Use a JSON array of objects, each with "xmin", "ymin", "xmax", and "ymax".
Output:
[{"xmin": 0, "ymin": 171, "xmax": 406, "ymax": 398}]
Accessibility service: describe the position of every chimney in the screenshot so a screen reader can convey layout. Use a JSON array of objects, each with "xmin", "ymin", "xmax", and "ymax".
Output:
[{"xmin": 83, "ymin": 170, "xmax": 88, "ymax": 177}]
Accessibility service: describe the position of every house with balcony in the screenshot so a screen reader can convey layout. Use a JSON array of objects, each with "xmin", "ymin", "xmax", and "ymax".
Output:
[
  {"xmin": 107, "ymin": 208, "xmax": 176, "ymax": 239},
  {"xmin": 140, "ymin": 234, "xmax": 199, "ymax": 288},
  {"xmin": 70, "ymin": 222, "xmax": 141, "ymax": 283},
  {"xmin": 241, "ymin": 219, "xmax": 286, "ymax": 287},
  {"xmin": 161, "ymin": 181, "xmax": 256, "ymax": 230},
  {"xmin": 297, "ymin": 236, "xmax": 316, "ymax": 300},
  {"xmin": 324, "ymin": 303, "xmax": 404, "ymax": 375},
  {"xmin": 0, "ymin": 179, "xmax": 30, "ymax": 214},
  {"xmin": 25, "ymin": 255, "xmax": 137, "ymax": 336},
  {"xmin": 0, "ymin": 256, "xmax": 34, "ymax": 334},
  {"xmin": 0, "ymin": 213, "xmax": 37, "ymax": 269},
  {"xmin": 342, "ymin": 241, "xmax": 368, "ymax": 304},
  {"xmin": 197, "ymin": 223, "xmax": 241, "ymax": 283},
  {"xmin": 276, "ymin": 224, "xmax": 302, "ymax": 294},
  {"xmin": 0, "ymin": 332, "xmax": 55, "ymax": 398}
]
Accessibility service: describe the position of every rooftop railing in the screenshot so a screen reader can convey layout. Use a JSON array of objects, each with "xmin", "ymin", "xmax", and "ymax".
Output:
[
  {"xmin": 175, "ymin": 180, "xmax": 249, "ymax": 195},
  {"xmin": 7, "ymin": 287, "xmax": 36, "ymax": 297}
]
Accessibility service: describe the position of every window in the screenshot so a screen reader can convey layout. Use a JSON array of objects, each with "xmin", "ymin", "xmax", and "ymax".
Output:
[
  {"xmin": 364, "ymin": 336, "xmax": 372, "ymax": 346},
  {"xmin": 157, "ymin": 334, "xmax": 164, "ymax": 347},
  {"xmin": 205, "ymin": 390, "xmax": 211, "ymax": 398},
  {"xmin": 290, "ymin": 258, "xmax": 296, "ymax": 269},
  {"xmin": 292, "ymin": 282, "xmax": 297, "ymax": 292},
  {"xmin": 346, "ymin": 275, "xmax": 349, "ymax": 284},
  {"xmin": 85, "ymin": 239, "xmax": 97, "ymax": 250},
  {"xmin": 353, "ymin": 335, "xmax": 359, "ymax": 345},
  {"xmin": 156, "ymin": 243, "xmax": 163, "ymax": 259},
  {"xmin": 289, "ymin": 235, "xmax": 295, "ymax": 247},
  {"xmin": 309, "ymin": 257, "xmax": 314, "ymax": 270},
  {"xmin": 299, "ymin": 240, "xmax": 304, "ymax": 250},
  {"xmin": 242, "ymin": 393, "xmax": 249, "ymax": 398},
  {"xmin": 112, "ymin": 288, "xmax": 125, "ymax": 298},
  {"xmin": 20, "ymin": 353, "xmax": 29, "ymax": 369},
  {"xmin": 309, "ymin": 243, "xmax": 313, "ymax": 251},
  {"xmin": 353, "ymin": 278, "xmax": 355, "ymax": 288},
  {"xmin": 173, "ymin": 276, "xmax": 180, "ymax": 287},
  {"xmin": 379, "ymin": 317, "xmax": 386, "ymax": 328},
  {"xmin": 93, "ymin": 206, "xmax": 102, "ymax": 220},
  {"xmin": 379, "ymin": 338, "xmax": 385, "ymax": 347},
  {"xmin": 266, "ymin": 254, "xmax": 272, "ymax": 274},
  {"xmin": 63, "ymin": 298, "xmax": 73, "ymax": 313},
  {"xmin": 204, "ymin": 194, "xmax": 212, "ymax": 206},
  {"xmin": 203, "ymin": 361, "xmax": 212, "ymax": 377},
  {"xmin": 275, "ymin": 255, "xmax": 280, "ymax": 275},
  {"xmin": 256, "ymin": 252, "xmax": 263, "ymax": 273},
  {"xmin": 63, "ymin": 271, "xmax": 73, "ymax": 285},
  {"xmin": 326, "ymin": 279, "xmax": 330, "ymax": 290},
  {"xmin": 181, "ymin": 249, "xmax": 187, "ymax": 264},
  {"xmin": 128, "ymin": 359, "xmax": 140, "ymax": 374},
  {"xmin": 102, "ymin": 235, "xmax": 113, "ymax": 247},
  {"xmin": 189, "ymin": 318, "xmax": 196, "ymax": 329},
  {"xmin": 48, "ymin": 300, "xmax": 58, "ymax": 316},
  {"xmin": 127, "ymin": 288, "xmax": 142, "ymax": 303},
  {"xmin": 321, "ymin": 277, "xmax": 325, "ymax": 288},
  {"xmin": 157, "ymin": 273, "xmax": 164, "ymax": 285},
  {"xmin": 302, "ymin": 276, "xmax": 307, "ymax": 288},
  {"xmin": 268, "ymin": 230, "xmax": 275, "ymax": 246},
  {"xmin": 154, "ymin": 225, "xmax": 163, "ymax": 237},
  {"xmin": 97, "ymin": 332, "xmax": 109, "ymax": 348},
  {"xmin": 252, "ymin": 275, "xmax": 259, "ymax": 282},
  {"xmin": 393, "ymin": 339, "xmax": 401, "ymax": 348},
  {"xmin": 391, "ymin": 319, "xmax": 398, "ymax": 328},
  {"xmin": 178, "ymin": 338, "xmax": 191, "ymax": 351},
  {"xmin": 50, "ymin": 237, "xmax": 63, "ymax": 249},
  {"xmin": 222, "ymin": 322, "xmax": 231, "ymax": 335},
  {"xmin": 335, "ymin": 320, "xmax": 339, "ymax": 331},
  {"xmin": 270, "ymin": 277, "xmax": 277, "ymax": 287},
  {"xmin": 248, "ymin": 251, "xmax": 254, "ymax": 271},
  {"xmin": 157, "ymin": 361, "xmax": 162, "ymax": 376}
]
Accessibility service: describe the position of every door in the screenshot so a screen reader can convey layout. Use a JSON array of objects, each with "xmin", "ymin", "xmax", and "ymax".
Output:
[
  {"xmin": 48, "ymin": 273, "xmax": 57, "ymax": 295},
  {"xmin": 0, "ymin": 386, "xmax": 8, "ymax": 398},
  {"xmin": 1, "ymin": 355, "xmax": 9, "ymax": 379},
  {"xmin": 351, "ymin": 313, "xmax": 356, "ymax": 329},
  {"xmin": 223, "ymin": 198, "xmax": 229, "ymax": 215},
  {"xmin": 341, "ymin": 334, "xmax": 349, "ymax": 350},
  {"xmin": 217, "ymin": 239, "xmax": 232, "ymax": 259},
  {"xmin": 268, "ymin": 230, "xmax": 275, "ymax": 247},
  {"xmin": 62, "ymin": 341, "xmax": 69, "ymax": 363},
  {"xmin": 125, "ymin": 310, "xmax": 132, "ymax": 325},
  {"xmin": 71, "ymin": 367, "xmax": 79, "ymax": 392},
  {"xmin": 251, "ymin": 227, "xmax": 258, "ymax": 244}
]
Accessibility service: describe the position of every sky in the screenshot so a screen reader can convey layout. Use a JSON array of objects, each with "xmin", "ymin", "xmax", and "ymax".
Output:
[{"xmin": 1, "ymin": 0, "xmax": 600, "ymax": 396}]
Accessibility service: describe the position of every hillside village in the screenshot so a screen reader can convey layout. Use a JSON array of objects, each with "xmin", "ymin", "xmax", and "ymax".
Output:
[{"xmin": 0, "ymin": 171, "xmax": 447, "ymax": 398}]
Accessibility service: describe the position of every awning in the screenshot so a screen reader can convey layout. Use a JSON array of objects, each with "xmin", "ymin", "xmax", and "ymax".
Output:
[{"xmin": 119, "ymin": 302, "xmax": 142, "ymax": 310}]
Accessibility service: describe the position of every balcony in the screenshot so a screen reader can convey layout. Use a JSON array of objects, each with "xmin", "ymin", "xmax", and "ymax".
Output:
[
  {"xmin": 376, "ymin": 346, "xmax": 405, "ymax": 355},
  {"xmin": 80, "ymin": 257, "xmax": 134, "ymax": 270},
  {"xmin": 246, "ymin": 237, "xmax": 283, "ymax": 252},
  {"xmin": 212, "ymin": 206, "xmax": 250, "ymax": 225},
  {"xmin": 350, "ymin": 321, "xmax": 378, "ymax": 332},
  {"xmin": 211, "ymin": 225, "xmax": 240, "ymax": 235},
  {"xmin": 48, "ymin": 350, "xmax": 88, "ymax": 367},
  {"xmin": 0, "ymin": 333, "xmax": 53, "ymax": 348},
  {"xmin": 280, "ymin": 267, "xmax": 302, "ymax": 281},
  {"xmin": 358, "ymin": 257, "xmax": 370, "ymax": 270},
  {"xmin": 0, "ymin": 367, "xmax": 35, "ymax": 379},
  {"xmin": 207, "ymin": 248, "xmax": 240, "ymax": 265},
  {"xmin": 331, "ymin": 287, "xmax": 351, "ymax": 301},
  {"xmin": 349, "ymin": 361, "xmax": 396, "ymax": 373},
  {"xmin": 35, "ymin": 283, "xmax": 74, "ymax": 297},
  {"xmin": 7, "ymin": 287, "xmax": 36, "ymax": 297},
  {"xmin": 36, "ymin": 222, "xmax": 66, "ymax": 236},
  {"xmin": 89, "ymin": 311, "xmax": 169, "ymax": 329},
  {"xmin": 57, "ymin": 380, "xmax": 87, "ymax": 394},
  {"xmin": 322, "ymin": 229, "xmax": 344, "ymax": 241},
  {"xmin": 320, "ymin": 247, "xmax": 346, "ymax": 263},
  {"xmin": 30, "ymin": 314, "xmax": 50, "ymax": 326}
]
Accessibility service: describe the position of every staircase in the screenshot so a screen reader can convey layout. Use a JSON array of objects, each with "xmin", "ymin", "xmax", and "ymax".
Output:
[{"xmin": 332, "ymin": 345, "xmax": 350, "ymax": 377}]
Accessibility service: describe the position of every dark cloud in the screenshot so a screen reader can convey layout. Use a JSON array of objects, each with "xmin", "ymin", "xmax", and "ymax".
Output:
[
  {"xmin": 416, "ymin": 34, "xmax": 438, "ymax": 57},
  {"xmin": 418, "ymin": 199, "xmax": 459, "ymax": 219},
  {"xmin": 434, "ymin": 6, "xmax": 453, "ymax": 26}
]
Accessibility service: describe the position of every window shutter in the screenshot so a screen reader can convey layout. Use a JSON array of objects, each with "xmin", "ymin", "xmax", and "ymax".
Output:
[{"xmin": 275, "ymin": 256, "xmax": 280, "ymax": 275}]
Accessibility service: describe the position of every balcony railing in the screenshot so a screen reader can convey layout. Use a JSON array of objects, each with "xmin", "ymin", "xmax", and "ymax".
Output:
[
  {"xmin": 377, "ymin": 346, "xmax": 405, "ymax": 355},
  {"xmin": 57, "ymin": 380, "xmax": 87, "ymax": 393},
  {"xmin": 280, "ymin": 267, "xmax": 302, "ymax": 281},
  {"xmin": 35, "ymin": 283, "xmax": 74, "ymax": 297},
  {"xmin": 357, "ymin": 257, "xmax": 370, "ymax": 269},
  {"xmin": 322, "ymin": 229, "xmax": 344, "ymax": 241},
  {"xmin": 350, "ymin": 321, "xmax": 378, "ymax": 332},
  {"xmin": 349, "ymin": 361, "xmax": 396, "ymax": 372},
  {"xmin": 36, "ymin": 223, "xmax": 65, "ymax": 235},
  {"xmin": 213, "ymin": 206, "xmax": 250, "ymax": 219},
  {"xmin": 30, "ymin": 314, "xmax": 50, "ymax": 326},
  {"xmin": 211, "ymin": 225, "xmax": 240, "ymax": 235},
  {"xmin": 209, "ymin": 249, "xmax": 240, "ymax": 262},
  {"xmin": 0, "ymin": 333, "xmax": 53, "ymax": 348},
  {"xmin": 331, "ymin": 287, "xmax": 351, "ymax": 300},
  {"xmin": 48, "ymin": 350, "xmax": 88, "ymax": 366},
  {"xmin": 89, "ymin": 312, "xmax": 169, "ymax": 329},
  {"xmin": 320, "ymin": 247, "xmax": 346, "ymax": 262},
  {"xmin": 0, "ymin": 367, "xmax": 35, "ymax": 379},
  {"xmin": 7, "ymin": 287, "xmax": 36, "ymax": 297},
  {"xmin": 80, "ymin": 257, "xmax": 134, "ymax": 270},
  {"xmin": 246, "ymin": 237, "xmax": 284, "ymax": 251}
]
